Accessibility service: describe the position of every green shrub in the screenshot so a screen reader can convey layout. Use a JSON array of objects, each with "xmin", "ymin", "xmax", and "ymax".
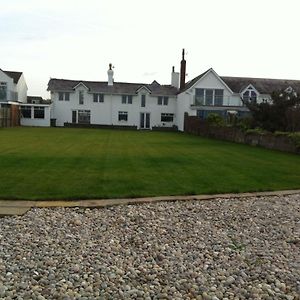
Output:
[
  {"xmin": 274, "ymin": 131, "xmax": 289, "ymax": 137},
  {"xmin": 245, "ymin": 127, "xmax": 268, "ymax": 135},
  {"xmin": 236, "ymin": 117, "xmax": 253, "ymax": 131},
  {"xmin": 288, "ymin": 132, "xmax": 300, "ymax": 148},
  {"xmin": 206, "ymin": 113, "xmax": 225, "ymax": 126}
]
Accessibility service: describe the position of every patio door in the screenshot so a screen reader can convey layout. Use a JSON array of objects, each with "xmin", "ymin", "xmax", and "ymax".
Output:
[{"xmin": 140, "ymin": 112, "xmax": 150, "ymax": 129}]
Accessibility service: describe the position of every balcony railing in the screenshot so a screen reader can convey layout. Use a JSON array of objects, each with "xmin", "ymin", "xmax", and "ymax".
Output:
[
  {"xmin": 192, "ymin": 96, "xmax": 242, "ymax": 107},
  {"xmin": 0, "ymin": 91, "xmax": 18, "ymax": 102}
]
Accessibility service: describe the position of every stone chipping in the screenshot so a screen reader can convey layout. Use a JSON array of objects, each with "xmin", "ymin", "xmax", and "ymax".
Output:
[{"xmin": 0, "ymin": 194, "xmax": 299, "ymax": 300}]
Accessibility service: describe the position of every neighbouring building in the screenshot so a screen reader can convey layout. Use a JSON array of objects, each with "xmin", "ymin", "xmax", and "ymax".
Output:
[{"xmin": 0, "ymin": 68, "xmax": 51, "ymax": 127}]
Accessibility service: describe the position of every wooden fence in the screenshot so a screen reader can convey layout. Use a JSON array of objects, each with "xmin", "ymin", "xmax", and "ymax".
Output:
[{"xmin": 0, "ymin": 105, "xmax": 20, "ymax": 127}]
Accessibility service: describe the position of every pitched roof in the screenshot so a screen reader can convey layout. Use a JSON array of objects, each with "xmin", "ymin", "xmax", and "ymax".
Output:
[
  {"xmin": 2, "ymin": 70, "xmax": 23, "ymax": 84},
  {"xmin": 47, "ymin": 79, "xmax": 178, "ymax": 96},
  {"xmin": 27, "ymin": 96, "xmax": 51, "ymax": 104},
  {"xmin": 221, "ymin": 76, "xmax": 300, "ymax": 94},
  {"xmin": 180, "ymin": 69, "xmax": 211, "ymax": 92},
  {"xmin": 181, "ymin": 68, "xmax": 300, "ymax": 95}
]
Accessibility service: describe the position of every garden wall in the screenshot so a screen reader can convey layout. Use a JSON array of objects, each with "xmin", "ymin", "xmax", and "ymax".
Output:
[{"xmin": 184, "ymin": 114, "xmax": 299, "ymax": 154}]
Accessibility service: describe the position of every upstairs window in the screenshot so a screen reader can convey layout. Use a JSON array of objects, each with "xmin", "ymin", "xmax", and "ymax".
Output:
[
  {"xmin": 195, "ymin": 89, "xmax": 204, "ymax": 105},
  {"xmin": 0, "ymin": 82, "xmax": 7, "ymax": 101},
  {"xmin": 141, "ymin": 95, "xmax": 146, "ymax": 107},
  {"xmin": 59, "ymin": 92, "xmax": 70, "ymax": 101},
  {"xmin": 243, "ymin": 89, "xmax": 257, "ymax": 103},
  {"xmin": 195, "ymin": 88, "xmax": 224, "ymax": 106},
  {"xmin": 158, "ymin": 96, "xmax": 168, "ymax": 105},
  {"xmin": 205, "ymin": 89, "xmax": 213, "ymax": 106},
  {"xmin": 79, "ymin": 91, "xmax": 84, "ymax": 105},
  {"xmin": 93, "ymin": 93, "xmax": 104, "ymax": 103},
  {"xmin": 214, "ymin": 89, "xmax": 224, "ymax": 106},
  {"xmin": 122, "ymin": 95, "xmax": 133, "ymax": 104}
]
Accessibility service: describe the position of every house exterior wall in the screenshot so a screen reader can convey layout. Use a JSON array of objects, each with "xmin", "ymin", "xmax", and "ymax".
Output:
[
  {"xmin": 0, "ymin": 71, "xmax": 15, "ymax": 101},
  {"xmin": 20, "ymin": 105, "xmax": 51, "ymax": 127},
  {"xmin": 0, "ymin": 70, "xmax": 28, "ymax": 102},
  {"xmin": 51, "ymin": 89, "xmax": 177, "ymax": 129},
  {"xmin": 16, "ymin": 74, "xmax": 28, "ymax": 103},
  {"xmin": 176, "ymin": 70, "xmax": 247, "ymax": 131}
]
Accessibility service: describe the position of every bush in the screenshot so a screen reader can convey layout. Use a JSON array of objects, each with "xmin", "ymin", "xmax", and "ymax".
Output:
[
  {"xmin": 245, "ymin": 127, "xmax": 268, "ymax": 135},
  {"xmin": 236, "ymin": 116, "xmax": 254, "ymax": 131},
  {"xmin": 206, "ymin": 113, "xmax": 225, "ymax": 126},
  {"xmin": 288, "ymin": 132, "xmax": 300, "ymax": 148}
]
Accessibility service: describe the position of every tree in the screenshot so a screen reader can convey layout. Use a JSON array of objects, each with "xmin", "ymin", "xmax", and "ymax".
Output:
[{"xmin": 245, "ymin": 90, "xmax": 300, "ymax": 132}]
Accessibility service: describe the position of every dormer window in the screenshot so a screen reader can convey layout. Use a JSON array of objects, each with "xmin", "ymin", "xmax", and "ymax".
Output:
[
  {"xmin": 0, "ymin": 82, "xmax": 7, "ymax": 101},
  {"xmin": 242, "ymin": 85, "xmax": 258, "ymax": 103},
  {"xmin": 285, "ymin": 86, "xmax": 297, "ymax": 96}
]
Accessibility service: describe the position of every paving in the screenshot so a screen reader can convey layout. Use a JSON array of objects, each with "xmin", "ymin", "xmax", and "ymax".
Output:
[{"xmin": 1, "ymin": 189, "xmax": 300, "ymax": 216}]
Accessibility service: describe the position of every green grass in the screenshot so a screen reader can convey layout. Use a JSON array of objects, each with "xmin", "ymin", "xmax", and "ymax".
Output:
[{"xmin": 0, "ymin": 127, "xmax": 300, "ymax": 200}]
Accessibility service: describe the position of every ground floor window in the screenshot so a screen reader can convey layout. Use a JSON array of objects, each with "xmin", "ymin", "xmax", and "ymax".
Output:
[
  {"xmin": 161, "ymin": 113, "xmax": 174, "ymax": 122},
  {"xmin": 118, "ymin": 111, "xmax": 128, "ymax": 121},
  {"xmin": 77, "ymin": 110, "xmax": 90, "ymax": 124},
  {"xmin": 20, "ymin": 106, "xmax": 31, "ymax": 118},
  {"xmin": 34, "ymin": 106, "xmax": 45, "ymax": 119},
  {"xmin": 197, "ymin": 110, "xmax": 225, "ymax": 119}
]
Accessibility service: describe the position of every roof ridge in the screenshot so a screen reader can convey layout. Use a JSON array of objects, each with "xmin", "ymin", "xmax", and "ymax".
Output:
[{"xmin": 221, "ymin": 75, "xmax": 300, "ymax": 82}]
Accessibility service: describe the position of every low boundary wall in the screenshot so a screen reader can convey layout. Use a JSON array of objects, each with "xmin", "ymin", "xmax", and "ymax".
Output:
[{"xmin": 184, "ymin": 114, "xmax": 299, "ymax": 154}]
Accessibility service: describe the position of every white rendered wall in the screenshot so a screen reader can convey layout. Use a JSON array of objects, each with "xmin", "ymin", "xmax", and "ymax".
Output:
[
  {"xmin": 20, "ymin": 106, "xmax": 51, "ymax": 127},
  {"xmin": 176, "ymin": 70, "xmax": 246, "ymax": 131},
  {"xmin": 16, "ymin": 74, "xmax": 28, "ymax": 103},
  {"xmin": 0, "ymin": 70, "xmax": 15, "ymax": 100},
  {"xmin": 51, "ymin": 87, "xmax": 177, "ymax": 129}
]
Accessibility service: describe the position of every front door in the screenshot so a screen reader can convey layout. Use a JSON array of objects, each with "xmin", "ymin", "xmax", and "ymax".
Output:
[{"xmin": 140, "ymin": 112, "xmax": 150, "ymax": 129}]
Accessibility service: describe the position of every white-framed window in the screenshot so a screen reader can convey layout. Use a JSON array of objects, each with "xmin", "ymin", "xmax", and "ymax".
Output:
[
  {"xmin": 161, "ymin": 113, "xmax": 174, "ymax": 122},
  {"xmin": 58, "ymin": 92, "xmax": 70, "ymax": 101},
  {"xmin": 158, "ymin": 96, "xmax": 168, "ymax": 105},
  {"xmin": 78, "ymin": 110, "xmax": 90, "ymax": 124},
  {"xmin": 0, "ymin": 82, "xmax": 7, "ymax": 101},
  {"xmin": 242, "ymin": 86, "xmax": 257, "ymax": 103},
  {"xmin": 34, "ymin": 107, "xmax": 45, "ymax": 119},
  {"xmin": 141, "ymin": 95, "xmax": 146, "ymax": 107},
  {"xmin": 118, "ymin": 111, "xmax": 128, "ymax": 121},
  {"xmin": 195, "ymin": 88, "xmax": 224, "ymax": 106},
  {"xmin": 79, "ymin": 91, "xmax": 84, "ymax": 105},
  {"xmin": 122, "ymin": 95, "xmax": 133, "ymax": 104},
  {"xmin": 93, "ymin": 93, "xmax": 104, "ymax": 103},
  {"xmin": 20, "ymin": 106, "xmax": 31, "ymax": 118}
]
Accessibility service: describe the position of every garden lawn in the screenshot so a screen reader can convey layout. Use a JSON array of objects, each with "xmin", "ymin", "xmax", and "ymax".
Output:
[{"xmin": 0, "ymin": 127, "xmax": 300, "ymax": 200}]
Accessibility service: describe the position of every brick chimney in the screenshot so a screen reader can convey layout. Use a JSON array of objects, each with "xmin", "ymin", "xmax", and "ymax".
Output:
[
  {"xmin": 107, "ymin": 63, "xmax": 114, "ymax": 86},
  {"xmin": 180, "ymin": 49, "xmax": 186, "ymax": 90}
]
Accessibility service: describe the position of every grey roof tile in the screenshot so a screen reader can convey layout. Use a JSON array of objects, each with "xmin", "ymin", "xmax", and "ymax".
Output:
[
  {"xmin": 221, "ymin": 76, "xmax": 300, "ymax": 94},
  {"xmin": 3, "ymin": 70, "xmax": 22, "ymax": 84},
  {"xmin": 48, "ymin": 79, "xmax": 178, "ymax": 96}
]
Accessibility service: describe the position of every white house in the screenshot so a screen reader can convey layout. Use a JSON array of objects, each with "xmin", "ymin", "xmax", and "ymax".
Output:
[
  {"xmin": 0, "ymin": 68, "xmax": 51, "ymax": 127},
  {"xmin": 0, "ymin": 69, "xmax": 27, "ymax": 103},
  {"xmin": 46, "ymin": 50, "xmax": 300, "ymax": 131}
]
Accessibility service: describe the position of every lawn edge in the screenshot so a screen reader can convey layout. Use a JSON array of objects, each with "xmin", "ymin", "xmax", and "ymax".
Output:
[{"xmin": 0, "ymin": 189, "xmax": 299, "ymax": 216}]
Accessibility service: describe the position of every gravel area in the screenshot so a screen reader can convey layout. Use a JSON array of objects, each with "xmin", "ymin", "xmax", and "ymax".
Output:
[{"xmin": 0, "ymin": 194, "xmax": 299, "ymax": 300}]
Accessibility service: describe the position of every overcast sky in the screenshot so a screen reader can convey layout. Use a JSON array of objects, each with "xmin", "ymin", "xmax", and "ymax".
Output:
[{"xmin": 1, "ymin": 0, "xmax": 300, "ymax": 98}]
